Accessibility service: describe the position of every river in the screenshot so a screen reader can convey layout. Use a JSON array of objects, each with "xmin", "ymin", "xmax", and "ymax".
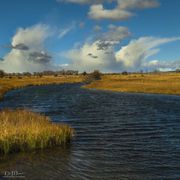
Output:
[{"xmin": 0, "ymin": 84, "xmax": 180, "ymax": 179}]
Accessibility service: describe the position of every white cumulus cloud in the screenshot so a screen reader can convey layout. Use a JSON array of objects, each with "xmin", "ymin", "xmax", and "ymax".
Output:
[
  {"xmin": 118, "ymin": 0, "xmax": 159, "ymax": 9},
  {"xmin": 143, "ymin": 59, "xmax": 180, "ymax": 71},
  {"xmin": 58, "ymin": 0, "xmax": 160, "ymax": 20},
  {"xmin": 115, "ymin": 37, "xmax": 180, "ymax": 70},
  {"xmin": 61, "ymin": 35, "xmax": 180, "ymax": 72},
  {"xmin": 63, "ymin": 40, "xmax": 117, "ymax": 72},
  {"xmin": 0, "ymin": 24, "xmax": 56, "ymax": 73},
  {"xmin": 88, "ymin": 4, "xmax": 133, "ymax": 20},
  {"xmin": 61, "ymin": 25, "xmax": 130, "ymax": 71},
  {"xmin": 89, "ymin": 0, "xmax": 160, "ymax": 20}
]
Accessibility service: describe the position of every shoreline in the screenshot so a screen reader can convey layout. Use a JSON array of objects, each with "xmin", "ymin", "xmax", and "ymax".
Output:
[
  {"xmin": 84, "ymin": 73, "xmax": 180, "ymax": 96},
  {"xmin": 0, "ymin": 75, "xmax": 82, "ymax": 154},
  {"xmin": 1, "ymin": 73, "xmax": 180, "ymax": 100},
  {"xmin": 83, "ymin": 85, "xmax": 180, "ymax": 97},
  {"xmin": 0, "ymin": 109, "xmax": 74, "ymax": 155},
  {"xmin": 0, "ymin": 75, "xmax": 83, "ymax": 100}
]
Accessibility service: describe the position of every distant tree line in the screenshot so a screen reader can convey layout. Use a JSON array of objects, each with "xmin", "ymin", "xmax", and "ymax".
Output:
[
  {"xmin": 0, "ymin": 70, "xmax": 79, "ymax": 78},
  {"xmin": 0, "ymin": 68, "xmax": 180, "ymax": 79}
]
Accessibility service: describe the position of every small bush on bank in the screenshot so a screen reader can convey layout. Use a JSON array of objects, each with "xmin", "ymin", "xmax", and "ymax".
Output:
[
  {"xmin": 82, "ymin": 71, "xmax": 87, "ymax": 76},
  {"xmin": 122, "ymin": 71, "xmax": 128, "ymax": 75},
  {"xmin": 84, "ymin": 70, "xmax": 102, "ymax": 83},
  {"xmin": 92, "ymin": 70, "xmax": 102, "ymax": 80}
]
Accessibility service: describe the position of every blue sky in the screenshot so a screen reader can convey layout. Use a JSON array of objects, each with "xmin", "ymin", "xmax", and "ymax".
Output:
[{"xmin": 0, "ymin": 0, "xmax": 180, "ymax": 72}]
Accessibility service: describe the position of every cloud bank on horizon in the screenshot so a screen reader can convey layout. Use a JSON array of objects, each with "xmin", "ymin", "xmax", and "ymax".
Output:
[
  {"xmin": 64, "ymin": 33, "xmax": 180, "ymax": 72},
  {"xmin": 0, "ymin": 0, "xmax": 180, "ymax": 73}
]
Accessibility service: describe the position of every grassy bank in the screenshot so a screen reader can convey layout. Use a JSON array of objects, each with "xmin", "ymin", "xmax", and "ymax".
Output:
[
  {"xmin": 0, "ymin": 75, "xmax": 79, "ymax": 154},
  {"xmin": 0, "ymin": 109, "xmax": 74, "ymax": 154},
  {"xmin": 84, "ymin": 73, "xmax": 180, "ymax": 95},
  {"xmin": 0, "ymin": 75, "xmax": 82, "ymax": 154},
  {"xmin": 0, "ymin": 75, "xmax": 83, "ymax": 99}
]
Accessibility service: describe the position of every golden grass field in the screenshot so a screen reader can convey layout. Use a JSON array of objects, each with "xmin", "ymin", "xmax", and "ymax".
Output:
[
  {"xmin": 84, "ymin": 73, "xmax": 180, "ymax": 95},
  {"xmin": 0, "ymin": 75, "xmax": 83, "ymax": 99},
  {"xmin": 0, "ymin": 75, "xmax": 83, "ymax": 154},
  {"xmin": 1, "ymin": 73, "xmax": 180, "ymax": 98},
  {"xmin": 0, "ymin": 109, "xmax": 74, "ymax": 154}
]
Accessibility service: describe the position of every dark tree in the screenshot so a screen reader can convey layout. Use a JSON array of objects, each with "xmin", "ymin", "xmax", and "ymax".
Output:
[
  {"xmin": 122, "ymin": 71, "xmax": 128, "ymax": 75},
  {"xmin": 84, "ymin": 70, "xmax": 102, "ymax": 83},
  {"xmin": 91, "ymin": 70, "xmax": 101, "ymax": 80},
  {"xmin": 0, "ymin": 70, "xmax": 5, "ymax": 78},
  {"xmin": 82, "ymin": 71, "xmax": 87, "ymax": 76}
]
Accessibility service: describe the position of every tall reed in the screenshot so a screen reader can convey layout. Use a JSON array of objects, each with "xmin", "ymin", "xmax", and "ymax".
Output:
[{"xmin": 0, "ymin": 109, "xmax": 74, "ymax": 154}]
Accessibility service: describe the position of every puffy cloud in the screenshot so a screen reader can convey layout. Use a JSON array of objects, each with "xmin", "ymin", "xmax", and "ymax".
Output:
[
  {"xmin": 89, "ymin": 4, "xmax": 133, "ymax": 20},
  {"xmin": 96, "ymin": 41, "xmax": 115, "ymax": 51},
  {"xmin": 58, "ymin": 0, "xmax": 160, "ymax": 21},
  {"xmin": 115, "ymin": 37, "xmax": 180, "ymax": 69},
  {"xmin": 12, "ymin": 24, "xmax": 51, "ymax": 51},
  {"xmin": 1, "ymin": 43, "xmax": 29, "ymax": 51},
  {"xmin": 96, "ymin": 25, "xmax": 130, "ymax": 50},
  {"xmin": 29, "ymin": 51, "xmax": 52, "ymax": 64},
  {"xmin": 61, "ymin": 25, "xmax": 130, "ymax": 71},
  {"xmin": 62, "ymin": 35, "xmax": 180, "ymax": 72},
  {"xmin": 63, "ymin": 40, "xmax": 117, "ymax": 72},
  {"xmin": 118, "ymin": 0, "xmax": 159, "ymax": 9},
  {"xmin": 0, "ymin": 50, "xmax": 53, "ymax": 73},
  {"xmin": 12, "ymin": 43, "xmax": 29, "ymax": 50},
  {"xmin": 88, "ymin": 0, "xmax": 159, "ymax": 20},
  {"xmin": 100, "ymin": 25, "xmax": 130, "ymax": 42},
  {"xmin": 0, "ymin": 24, "xmax": 56, "ymax": 73},
  {"xmin": 87, "ymin": 53, "xmax": 98, "ymax": 58},
  {"xmin": 143, "ymin": 59, "xmax": 180, "ymax": 71}
]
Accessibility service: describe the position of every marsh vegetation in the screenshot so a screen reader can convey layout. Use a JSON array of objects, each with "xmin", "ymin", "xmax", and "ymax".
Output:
[
  {"xmin": 84, "ymin": 72, "xmax": 180, "ymax": 95},
  {"xmin": 0, "ymin": 74, "xmax": 83, "ymax": 99},
  {"xmin": 0, "ymin": 109, "xmax": 74, "ymax": 154}
]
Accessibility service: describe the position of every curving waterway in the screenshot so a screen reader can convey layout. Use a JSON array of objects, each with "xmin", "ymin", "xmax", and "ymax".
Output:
[{"xmin": 0, "ymin": 83, "xmax": 180, "ymax": 179}]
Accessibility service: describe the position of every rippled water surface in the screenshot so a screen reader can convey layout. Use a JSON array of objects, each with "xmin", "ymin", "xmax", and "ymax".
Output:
[{"xmin": 0, "ymin": 84, "xmax": 180, "ymax": 179}]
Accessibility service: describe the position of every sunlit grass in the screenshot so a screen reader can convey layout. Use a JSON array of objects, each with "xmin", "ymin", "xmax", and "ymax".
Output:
[
  {"xmin": 84, "ymin": 73, "xmax": 180, "ymax": 95},
  {"xmin": 0, "ymin": 109, "xmax": 74, "ymax": 154},
  {"xmin": 0, "ymin": 75, "xmax": 83, "ymax": 99}
]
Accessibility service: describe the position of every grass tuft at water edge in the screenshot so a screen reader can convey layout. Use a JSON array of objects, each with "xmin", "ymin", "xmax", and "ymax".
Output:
[{"xmin": 0, "ymin": 109, "xmax": 74, "ymax": 154}]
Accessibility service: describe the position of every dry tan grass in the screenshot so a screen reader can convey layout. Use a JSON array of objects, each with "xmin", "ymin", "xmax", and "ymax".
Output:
[
  {"xmin": 84, "ymin": 73, "xmax": 180, "ymax": 95},
  {"xmin": 0, "ymin": 109, "xmax": 74, "ymax": 154},
  {"xmin": 0, "ymin": 75, "xmax": 81, "ymax": 154},
  {"xmin": 0, "ymin": 75, "xmax": 83, "ymax": 99}
]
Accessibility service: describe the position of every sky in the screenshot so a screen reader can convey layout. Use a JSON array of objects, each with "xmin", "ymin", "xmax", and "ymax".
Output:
[{"xmin": 0, "ymin": 0, "xmax": 180, "ymax": 73}]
